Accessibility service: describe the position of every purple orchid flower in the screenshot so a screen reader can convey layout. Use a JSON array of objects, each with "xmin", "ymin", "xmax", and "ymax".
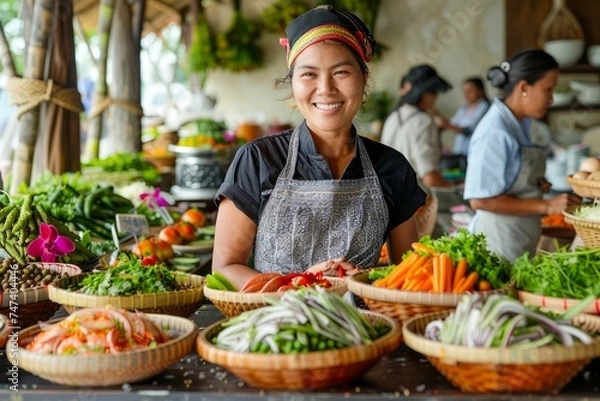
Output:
[
  {"xmin": 26, "ymin": 223, "xmax": 76, "ymax": 263},
  {"xmin": 140, "ymin": 188, "xmax": 174, "ymax": 210}
]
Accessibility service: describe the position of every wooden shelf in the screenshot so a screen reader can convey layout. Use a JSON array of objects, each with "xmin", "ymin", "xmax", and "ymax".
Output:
[{"xmin": 560, "ymin": 64, "xmax": 600, "ymax": 74}]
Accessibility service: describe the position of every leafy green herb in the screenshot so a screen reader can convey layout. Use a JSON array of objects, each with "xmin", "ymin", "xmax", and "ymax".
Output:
[
  {"xmin": 78, "ymin": 259, "xmax": 180, "ymax": 296},
  {"xmin": 418, "ymin": 229, "xmax": 511, "ymax": 289},
  {"xmin": 511, "ymin": 247, "xmax": 600, "ymax": 299}
]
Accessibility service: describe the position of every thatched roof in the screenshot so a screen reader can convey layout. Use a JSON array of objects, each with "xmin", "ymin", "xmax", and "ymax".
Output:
[{"xmin": 74, "ymin": 0, "xmax": 195, "ymax": 35}]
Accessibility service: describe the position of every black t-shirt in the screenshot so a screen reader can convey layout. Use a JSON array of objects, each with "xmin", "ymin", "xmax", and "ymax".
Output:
[{"xmin": 215, "ymin": 122, "xmax": 426, "ymax": 235}]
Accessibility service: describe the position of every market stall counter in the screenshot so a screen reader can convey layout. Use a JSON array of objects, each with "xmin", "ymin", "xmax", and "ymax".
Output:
[{"xmin": 1, "ymin": 303, "xmax": 598, "ymax": 401}]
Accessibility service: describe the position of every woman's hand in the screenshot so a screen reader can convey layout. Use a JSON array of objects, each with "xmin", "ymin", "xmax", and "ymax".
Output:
[
  {"xmin": 306, "ymin": 258, "xmax": 360, "ymax": 277},
  {"xmin": 545, "ymin": 193, "xmax": 582, "ymax": 215}
]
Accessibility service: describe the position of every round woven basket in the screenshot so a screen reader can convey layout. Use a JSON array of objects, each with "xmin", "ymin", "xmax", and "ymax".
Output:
[
  {"xmin": 347, "ymin": 272, "xmax": 506, "ymax": 324},
  {"xmin": 7, "ymin": 313, "xmax": 197, "ymax": 387},
  {"xmin": 563, "ymin": 205, "xmax": 600, "ymax": 247},
  {"xmin": 197, "ymin": 310, "xmax": 401, "ymax": 390},
  {"xmin": 0, "ymin": 263, "xmax": 82, "ymax": 328},
  {"xmin": 48, "ymin": 272, "xmax": 204, "ymax": 317},
  {"xmin": 518, "ymin": 290, "xmax": 600, "ymax": 315},
  {"xmin": 204, "ymin": 277, "xmax": 348, "ymax": 318},
  {"xmin": 415, "ymin": 196, "xmax": 438, "ymax": 238},
  {"xmin": 566, "ymin": 175, "xmax": 600, "ymax": 199},
  {"xmin": 402, "ymin": 310, "xmax": 600, "ymax": 393}
]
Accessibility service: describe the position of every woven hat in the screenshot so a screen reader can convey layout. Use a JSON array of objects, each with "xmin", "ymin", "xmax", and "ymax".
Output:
[{"xmin": 280, "ymin": 5, "xmax": 377, "ymax": 67}]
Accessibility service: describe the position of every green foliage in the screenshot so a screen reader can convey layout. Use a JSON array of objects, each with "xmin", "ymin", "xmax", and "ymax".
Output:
[
  {"xmin": 82, "ymin": 153, "xmax": 160, "ymax": 185},
  {"xmin": 188, "ymin": 12, "xmax": 216, "ymax": 88},
  {"xmin": 260, "ymin": 0, "xmax": 309, "ymax": 33},
  {"xmin": 216, "ymin": 6, "xmax": 263, "ymax": 72},
  {"xmin": 359, "ymin": 90, "xmax": 394, "ymax": 122}
]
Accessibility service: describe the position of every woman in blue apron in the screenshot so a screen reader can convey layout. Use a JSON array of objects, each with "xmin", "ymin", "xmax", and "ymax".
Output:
[
  {"xmin": 212, "ymin": 6, "xmax": 426, "ymax": 289},
  {"xmin": 464, "ymin": 49, "xmax": 580, "ymax": 262}
]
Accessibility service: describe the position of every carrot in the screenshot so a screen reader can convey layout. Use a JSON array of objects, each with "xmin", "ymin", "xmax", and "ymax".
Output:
[
  {"xmin": 439, "ymin": 255, "xmax": 447, "ymax": 293},
  {"xmin": 418, "ymin": 277, "xmax": 434, "ymax": 292},
  {"xmin": 384, "ymin": 253, "xmax": 418, "ymax": 287},
  {"xmin": 440, "ymin": 254, "xmax": 453, "ymax": 292},
  {"xmin": 478, "ymin": 280, "xmax": 492, "ymax": 292},
  {"xmin": 411, "ymin": 242, "xmax": 436, "ymax": 255},
  {"xmin": 456, "ymin": 272, "xmax": 479, "ymax": 293},
  {"xmin": 453, "ymin": 258, "xmax": 468, "ymax": 290},
  {"xmin": 432, "ymin": 255, "xmax": 440, "ymax": 292},
  {"xmin": 390, "ymin": 255, "xmax": 427, "ymax": 289},
  {"xmin": 453, "ymin": 277, "xmax": 466, "ymax": 293}
]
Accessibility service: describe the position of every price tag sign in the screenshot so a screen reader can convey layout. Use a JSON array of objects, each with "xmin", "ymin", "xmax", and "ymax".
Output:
[{"xmin": 116, "ymin": 214, "xmax": 150, "ymax": 237}]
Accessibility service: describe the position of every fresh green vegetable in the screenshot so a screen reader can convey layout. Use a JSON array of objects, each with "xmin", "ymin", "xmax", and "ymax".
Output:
[
  {"xmin": 418, "ymin": 229, "xmax": 511, "ymax": 289},
  {"xmin": 213, "ymin": 287, "xmax": 390, "ymax": 353},
  {"xmin": 367, "ymin": 265, "xmax": 395, "ymax": 281},
  {"xmin": 425, "ymin": 293, "xmax": 595, "ymax": 348},
  {"xmin": 575, "ymin": 205, "xmax": 600, "ymax": 223},
  {"xmin": 77, "ymin": 259, "xmax": 181, "ymax": 296},
  {"xmin": 205, "ymin": 272, "xmax": 237, "ymax": 291},
  {"xmin": 83, "ymin": 152, "xmax": 160, "ymax": 185},
  {"xmin": 511, "ymin": 247, "xmax": 600, "ymax": 299}
]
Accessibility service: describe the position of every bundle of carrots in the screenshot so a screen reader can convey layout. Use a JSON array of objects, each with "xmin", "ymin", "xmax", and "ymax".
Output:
[
  {"xmin": 541, "ymin": 214, "xmax": 573, "ymax": 230},
  {"xmin": 373, "ymin": 243, "xmax": 492, "ymax": 293}
]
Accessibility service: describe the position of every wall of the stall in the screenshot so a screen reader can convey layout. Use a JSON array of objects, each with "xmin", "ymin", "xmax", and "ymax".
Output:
[{"xmin": 201, "ymin": 0, "xmax": 505, "ymax": 139}]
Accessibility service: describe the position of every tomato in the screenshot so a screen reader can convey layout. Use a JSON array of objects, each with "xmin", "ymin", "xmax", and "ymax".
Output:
[
  {"xmin": 132, "ymin": 239, "xmax": 157, "ymax": 257},
  {"xmin": 142, "ymin": 255, "xmax": 159, "ymax": 266},
  {"xmin": 158, "ymin": 226, "xmax": 183, "ymax": 245},
  {"xmin": 173, "ymin": 222, "xmax": 196, "ymax": 242},
  {"xmin": 181, "ymin": 208, "xmax": 206, "ymax": 228},
  {"xmin": 151, "ymin": 238, "xmax": 175, "ymax": 261}
]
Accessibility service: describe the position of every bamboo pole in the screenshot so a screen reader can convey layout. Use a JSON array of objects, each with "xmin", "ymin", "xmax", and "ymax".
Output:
[
  {"xmin": 0, "ymin": 21, "xmax": 17, "ymax": 77},
  {"xmin": 83, "ymin": 0, "xmax": 115, "ymax": 161},
  {"xmin": 9, "ymin": 0, "xmax": 55, "ymax": 194}
]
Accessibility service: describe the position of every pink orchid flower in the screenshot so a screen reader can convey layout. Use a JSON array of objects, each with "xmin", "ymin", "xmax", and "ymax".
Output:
[
  {"xmin": 140, "ymin": 188, "xmax": 174, "ymax": 210},
  {"xmin": 26, "ymin": 223, "xmax": 76, "ymax": 263}
]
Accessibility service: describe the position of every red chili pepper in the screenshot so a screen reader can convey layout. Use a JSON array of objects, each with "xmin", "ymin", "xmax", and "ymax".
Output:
[
  {"xmin": 141, "ymin": 255, "xmax": 159, "ymax": 266},
  {"xmin": 337, "ymin": 266, "xmax": 345, "ymax": 278}
]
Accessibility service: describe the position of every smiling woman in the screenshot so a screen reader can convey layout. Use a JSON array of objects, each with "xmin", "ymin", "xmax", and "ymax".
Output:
[{"xmin": 211, "ymin": 5, "xmax": 427, "ymax": 290}]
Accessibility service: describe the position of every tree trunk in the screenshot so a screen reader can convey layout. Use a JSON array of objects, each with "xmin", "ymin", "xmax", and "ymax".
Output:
[
  {"xmin": 0, "ymin": 21, "xmax": 17, "ymax": 77},
  {"xmin": 102, "ymin": 0, "xmax": 142, "ymax": 156},
  {"xmin": 83, "ymin": 0, "xmax": 115, "ymax": 161},
  {"xmin": 9, "ymin": 0, "xmax": 55, "ymax": 194},
  {"xmin": 33, "ymin": 0, "xmax": 80, "ymax": 178}
]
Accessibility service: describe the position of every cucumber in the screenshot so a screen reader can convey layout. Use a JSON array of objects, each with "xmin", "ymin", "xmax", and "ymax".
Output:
[
  {"xmin": 212, "ymin": 272, "xmax": 237, "ymax": 291},
  {"xmin": 171, "ymin": 256, "xmax": 201, "ymax": 265},
  {"xmin": 172, "ymin": 263, "xmax": 197, "ymax": 272}
]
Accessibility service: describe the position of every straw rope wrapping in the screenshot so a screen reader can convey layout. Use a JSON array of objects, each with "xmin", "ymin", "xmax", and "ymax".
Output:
[
  {"xmin": 7, "ymin": 77, "xmax": 84, "ymax": 118},
  {"xmin": 88, "ymin": 93, "xmax": 143, "ymax": 119}
]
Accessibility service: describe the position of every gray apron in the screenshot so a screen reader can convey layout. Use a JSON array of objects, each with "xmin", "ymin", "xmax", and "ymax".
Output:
[
  {"xmin": 253, "ymin": 127, "xmax": 389, "ymax": 274},
  {"xmin": 472, "ymin": 105, "xmax": 545, "ymax": 262}
]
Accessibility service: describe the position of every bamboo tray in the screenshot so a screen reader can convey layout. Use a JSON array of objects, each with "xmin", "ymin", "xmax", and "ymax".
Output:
[
  {"xmin": 204, "ymin": 277, "xmax": 348, "ymax": 318},
  {"xmin": 402, "ymin": 310, "xmax": 600, "ymax": 393},
  {"xmin": 566, "ymin": 175, "xmax": 600, "ymax": 199},
  {"xmin": 519, "ymin": 291, "xmax": 600, "ymax": 315},
  {"xmin": 7, "ymin": 313, "xmax": 197, "ymax": 387},
  {"xmin": 0, "ymin": 262, "xmax": 82, "ymax": 328},
  {"xmin": 562, "ymin": 205, "xmax": 600, "ymax": 247},
  {"xmin": 48, "ymin": 272, "xmax": 204, "ymax": 317},
  {"xmin": 347, "ymin": 272, "xmax": 507, "ymax": 324},
  {"xmin": 197, "ymin": 310, "xmax": 401, "ymax": 390}
]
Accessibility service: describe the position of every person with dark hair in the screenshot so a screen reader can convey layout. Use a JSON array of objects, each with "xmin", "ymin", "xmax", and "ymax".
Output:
[
  {"xmin": 212, "ymin": 6, "xmax": 426, "ymax": 289},
  {"xmin": 463, "ymin": 49, "xmax": 580, "ymax": 262},
  {"xmin": 380, "ymin": 64, "xmax": 455, "ymax": 188},
  {"xmin": 434, "ymin": 77, "xmax": 491, "ymax": 156}
]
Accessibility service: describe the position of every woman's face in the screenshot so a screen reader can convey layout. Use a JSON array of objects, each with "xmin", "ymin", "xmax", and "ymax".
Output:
[
  {"xmin": 522, "ymin": 69, "xmax": 559, "ymax": 119},
  {"xmin": 291, "ymin": 41, "xmax": 366, "ymax": 136},
  {"xmin": 418, "ymin": 92, "xmax": 438, "ymax": 111},
  {"xmin": 462, "ymin": 82, "xmax": 483, "ymax": 105}
]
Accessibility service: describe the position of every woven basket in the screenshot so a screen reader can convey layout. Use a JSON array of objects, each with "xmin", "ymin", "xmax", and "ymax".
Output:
[
  {"xmin": 6, "ymin": 313, "xmax": 197, "ymax": 387},
  {"xmin": 0, "ymin": 263, "xmax": 82, "ymax": 328},
  {"xmin": 347, "ymin": 272, "xmax": 506, "ymax": 324},
  {"xmin": 402, "ymin": 310, "xmax": 600, "ymax": 393},
  {"xmin": 566, "ymin": 176, "xmax": 600, "ymax": 199},
  {"xmin": 563, "ymin": 205, "xmax": 600, "ymax": 247},
  {"xmin": 48, "ymin": 272, "xmax": 204, "ymax": 317},
  {"xmin": 204, "ymin": 277, "xmax": 348, "ymax": 318},
  {"xmin": 518, "ymin": 291, "xmax": 600, "ymax": 315},
  {"xmin": 197, "ymin": 310, "xmax": 401, "ymax": 390},
  {"xmin": 415, "ymin": 196, "xmax": 438, "ymax": 238}
]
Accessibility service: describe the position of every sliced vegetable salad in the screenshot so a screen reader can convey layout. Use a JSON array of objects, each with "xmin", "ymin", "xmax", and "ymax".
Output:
[
  {"xmin": 213, "ymin": 287, "xmax": 390, "ymax": 354},
  {"xmin": 425, "ymin": 293, "xmax": 595, "ymax": 348}
]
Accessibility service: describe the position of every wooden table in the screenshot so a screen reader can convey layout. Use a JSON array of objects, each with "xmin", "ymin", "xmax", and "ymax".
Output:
[{"xmin": 0, "ymin": 300, "xmax": 598, "ymax": 401}]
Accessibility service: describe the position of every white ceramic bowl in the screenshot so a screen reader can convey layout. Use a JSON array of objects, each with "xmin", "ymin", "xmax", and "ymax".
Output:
[
  {"xmin": 544, "ymin": 39, "xmax": 585, "ymax": 67},
  {"xmin": 552, "ymin": 91, "xmax": 575, "ymax": 106},
  {"xmin": 570, "ymin": 81, "xmax": 600, "ymax": 104},
  {"xmin": 588, "ymin": 45, "xmax": 600, "ymax": 67}
]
